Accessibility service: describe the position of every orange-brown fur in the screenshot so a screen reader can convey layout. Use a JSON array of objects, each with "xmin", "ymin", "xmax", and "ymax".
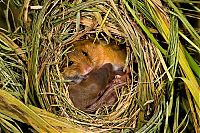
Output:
[{"xmin": 61, "ymin": 40, "xmax": 126, "ymax": 82}]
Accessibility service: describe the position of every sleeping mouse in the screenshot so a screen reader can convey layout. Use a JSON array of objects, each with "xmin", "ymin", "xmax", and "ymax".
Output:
[{"xmin": 68, "ymin": 63, "xmax": 117, "ymax": 113}]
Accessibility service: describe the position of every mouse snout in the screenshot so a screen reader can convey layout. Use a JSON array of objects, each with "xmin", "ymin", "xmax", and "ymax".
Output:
[{"xmin": 82, "ymin": 64, "xmax": 93, "ymax": 75}]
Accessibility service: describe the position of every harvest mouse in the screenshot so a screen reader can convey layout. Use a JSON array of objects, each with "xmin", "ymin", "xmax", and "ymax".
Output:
[
  {"xmin": 68, "ymin": 63, "xmax": 116, "ymax": 112},
  {"xmin": 61, "ymin": 40, "xmax": 126, "ymax": 83}
]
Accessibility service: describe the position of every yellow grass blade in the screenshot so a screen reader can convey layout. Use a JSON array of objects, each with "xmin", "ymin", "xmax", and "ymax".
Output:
[
  {"xmin": 0, "ymin": 113, "xmax": 22, "ymax": 133},
  {"xmin": 180, "ymin": 78, "xmax": 200, "ymax": 108},
  {"xmin": 0, "ymin": 90, "xmax": 83, "ymax": 132},
  {"xmin": 29, "ymin": 106, "xmax": 87, "ymax": 133}
]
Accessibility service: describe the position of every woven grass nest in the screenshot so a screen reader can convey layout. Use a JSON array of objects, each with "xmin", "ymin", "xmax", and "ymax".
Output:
[
  {"xmin": 35, "ymin": 1, "xmax": 164, "ymax": 132},
  {"xmin": 1, "ymin": 0, "xmax": 199, "ymax": 132}
]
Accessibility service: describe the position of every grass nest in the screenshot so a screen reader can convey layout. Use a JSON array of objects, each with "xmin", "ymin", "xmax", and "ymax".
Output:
[
  {"xmin": 0, "ymin": 0, "xmax": 199, "ymax": 132},
  {"xmin": 34, "ymin": 0, "xmax": 164, "ymax": 131}
]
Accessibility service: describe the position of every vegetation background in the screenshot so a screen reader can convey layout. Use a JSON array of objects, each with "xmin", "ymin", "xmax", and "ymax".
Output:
[{"xmin": 0, "ymin": 0, "xmax": 199, "ymax": 132}]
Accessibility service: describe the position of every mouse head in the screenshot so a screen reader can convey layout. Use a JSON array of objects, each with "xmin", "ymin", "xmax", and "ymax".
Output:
[{"xmin": 61, "ymin": 41, "xmax": 95, "ymax": 82}]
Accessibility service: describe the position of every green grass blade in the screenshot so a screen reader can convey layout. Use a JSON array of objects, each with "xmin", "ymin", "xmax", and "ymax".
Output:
[
  {"xmin": 173, "ymin": 96, "xmax": 179, "ymax": 132},
  {"xmin": 184, "ymin": 48, "xmax": 200, "ymax": 80},
  {"xmin": 167, "ymin": 0, "xmax": 200, "ymax": 47},
  {"xmin": 123, "ymin": 0, "xmax": 167, "ymax": 56}
]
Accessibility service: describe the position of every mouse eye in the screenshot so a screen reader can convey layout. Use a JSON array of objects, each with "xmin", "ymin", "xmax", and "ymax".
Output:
[
  {"xmin": 82, "ymin": 51, "xmax": 88, "ymax": 56},
  {"xmin": 68, "ymin": 61, "xmax": 74, "ymax": 66}
]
